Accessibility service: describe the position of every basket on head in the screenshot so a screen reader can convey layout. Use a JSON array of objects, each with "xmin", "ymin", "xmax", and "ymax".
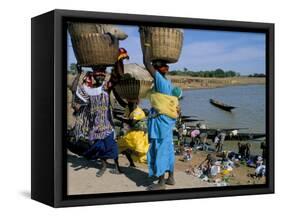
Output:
[
  {"xmin": 114, "ymin": 78, "xmax": 153, "ymax": 100},
  {"xmin": 68, "ymin": 23, "xmax": 119, "ymax": 66},
  {"xmin": 123, "ymin": 63, "xmax": 153, "ymax": 81},
  {"xmin": 113, "ymin": 64, "xmax": 153, "ymax": 100},
  {"xmin": 139, "ymin": 27, "xmax": 184, "ymax": 64},
  {"xmin": 68, "ymin": 22, "xmax": 102, "ymax": 38},
  {"xmin": 70, "ymin": 33, "xmax": 119, "ymax": 67}
]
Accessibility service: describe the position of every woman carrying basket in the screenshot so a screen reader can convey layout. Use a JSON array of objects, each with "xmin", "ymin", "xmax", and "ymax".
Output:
[
  {"xmin": 142, "ymin": 32, "xmax": 180, "ymax": 190},
  {"xmin": 67, "ymin": 49, "xmax": 129, "ymax": 177}
]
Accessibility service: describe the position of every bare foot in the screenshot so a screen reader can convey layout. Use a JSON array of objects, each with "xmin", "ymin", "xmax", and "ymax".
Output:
[
  {"xmin": 96, "ymin": 160, "xmax": 107, "ymax": 177},
  {"xmin": 146, "ymin": 183, "xmax": 166, "ymax": 191},
  {"xmin": 109, "ymin": 168, "xmax": 123, "ymax": 175},
  {"xmin": 96, "ymin": 166, "xmax": 106, "ymax": 177},
  {"xmin": 129, "ymin": 163, "xmax": 136, "ymax": 168},
  {"xmin": 165, "ymin": 177, "xmax": 176, "ymax": 185}
]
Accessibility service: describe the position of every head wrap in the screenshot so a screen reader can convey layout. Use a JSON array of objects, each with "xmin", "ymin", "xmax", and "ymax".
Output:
[
  {"xmin": 152, "ymin": 60, "xmax": 168, "ymax": 68},
  {"xmin": 91, "ymin": 66, "xmax": 106, "ymax": 77},
  {"xmin": 118, "ymin": 48, "xmax": 129, "ymax": 61}
]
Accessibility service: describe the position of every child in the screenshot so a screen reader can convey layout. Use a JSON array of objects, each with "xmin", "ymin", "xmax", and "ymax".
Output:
[{"xmin": 115, "ymin": 99, "xmax": 149, "ymax": 167}]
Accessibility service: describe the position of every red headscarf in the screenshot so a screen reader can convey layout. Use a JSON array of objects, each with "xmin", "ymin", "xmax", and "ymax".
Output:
[{"xmin": 118, "ymin": 48, "xmax": 129, "ymax": 60}]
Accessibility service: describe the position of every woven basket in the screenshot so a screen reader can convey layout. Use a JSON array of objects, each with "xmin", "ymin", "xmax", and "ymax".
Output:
[
  {"xmin": 68, "ymin": 22, "xmax": 102, "ymax": 38},
  {"xmin": 123, "ymin": 63, "xmax": 153, "ymax": 81},
  {"xmin": 140, "ymin": 27, "xmax": 183, "ymax": 63},
  {"xmin": 114, "ymin": 78, "xmax": 153, "ymax": 100},
  {"xmin": 70, "ymin": 32, "xmax": 119, "ymax": 67},
  {"xmin": 68, "ymin": 22, "xmax": 119, "ymax": 66},
  {"xmin": 113, "ymin": 64, "xmax": 153, "ymax": 100}
]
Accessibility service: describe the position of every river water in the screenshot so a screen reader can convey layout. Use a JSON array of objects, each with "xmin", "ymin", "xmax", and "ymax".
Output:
[{"xmin": 141, "ymin": 84, "xmax": 266, "ymax": 134}]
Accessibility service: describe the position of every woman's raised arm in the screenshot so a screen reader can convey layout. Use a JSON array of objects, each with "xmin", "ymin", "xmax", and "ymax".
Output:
[
  {"xmin": 70, "ymin": 64, "xmax": 82, "ymax": 93},
  {"xmin": 143, "ymin": 44, "xmax": 156, "ymax": 78},
  {"xmin": 141, "ymin": 27, "xmax": 156, "ymax": 78}
]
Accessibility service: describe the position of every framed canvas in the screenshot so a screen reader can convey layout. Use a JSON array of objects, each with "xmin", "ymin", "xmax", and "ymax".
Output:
[{"xmin": 31, "ymin": 9, "xmax": 274, "ymax": 207}]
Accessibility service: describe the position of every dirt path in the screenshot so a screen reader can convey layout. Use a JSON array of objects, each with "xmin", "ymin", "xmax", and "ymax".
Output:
[{"xmin": 67, "ymin": 153, "xmax": 213, "ymax": 195}]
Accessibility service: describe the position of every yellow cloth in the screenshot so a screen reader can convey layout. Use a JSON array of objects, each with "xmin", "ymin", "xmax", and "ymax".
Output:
[
  {"xmin": 148, "ymin": 92, "xmax": 179, "ymax": 119},
  {"xmin": 117, "ymin": 106, "xmax": 149, "ymax": 163},
  {"xmin": 124, "ymin": 106, "xmax": 146, "ymax": 121}
]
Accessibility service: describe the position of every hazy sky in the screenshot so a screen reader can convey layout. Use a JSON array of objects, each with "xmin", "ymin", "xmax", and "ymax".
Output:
[{"xmin": 67, "ymin": 25, "xmax": 266, "ymax": 75}]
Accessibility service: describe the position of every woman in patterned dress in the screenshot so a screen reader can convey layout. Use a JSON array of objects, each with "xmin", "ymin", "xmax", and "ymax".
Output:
[{"xmin": 68, "ymin": 68, "xmax": 122, "ymax": 177}]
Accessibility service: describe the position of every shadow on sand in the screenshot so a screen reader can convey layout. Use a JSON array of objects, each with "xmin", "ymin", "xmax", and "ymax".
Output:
[{"xmin": 67, "ymin": 153, "xmax": 156, "ymax": 188}]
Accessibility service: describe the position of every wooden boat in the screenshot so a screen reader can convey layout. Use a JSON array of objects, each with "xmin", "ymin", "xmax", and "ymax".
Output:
[
  {"xmin": 209, "ymin": 99, "xmax": 236, "ymax": 112},
  {"xmin": 231, "ymin": 133, "xmax": 265, "ymax": 141},
  {"xmin": 181, "ymin": 115, "xmax": 198, "ymax": 119},
  {"xmin": 181, "ymin": 119, "xmax": 204, "ymax": 123},
  {"xmin": 180, "ymin": 117, "xmax": 204, "ymax": 122},
  {"xmin": 202, "ymin": 129, "xmax": 265, "ymax": 141}
]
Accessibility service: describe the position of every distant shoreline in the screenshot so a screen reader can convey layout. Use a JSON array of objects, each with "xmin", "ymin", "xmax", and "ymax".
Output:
[
  {"xmin": 183, "ymin": 82, "xmax": 266, "ymax": 92},
  {"xmin": 168, "ymin": 76, "xmax": 265, "ymax": 90},
  {"xmin": 67, "ymin": 73, "xmax": 265, "ymax": 91}
]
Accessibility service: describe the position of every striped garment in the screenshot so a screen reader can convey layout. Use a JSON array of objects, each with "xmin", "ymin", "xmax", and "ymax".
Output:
[{"xmin": 73, "ymin": 84, "xmax": 113, "ymax": 142}]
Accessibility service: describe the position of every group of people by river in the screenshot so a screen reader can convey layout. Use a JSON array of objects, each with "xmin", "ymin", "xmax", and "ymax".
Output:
[
  {"xmin": 66, "ymin": 25, "xmax": 267, "ymax": 191},
  {"xmin": 67, "ymin": 43, "xmax": 182, "ymax": 190}
]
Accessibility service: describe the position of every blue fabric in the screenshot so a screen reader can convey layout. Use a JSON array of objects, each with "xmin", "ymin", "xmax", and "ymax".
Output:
[
  {"xmin": 148, "ymin": 72, "xmax": 176, "ymax": 139},
  {"xmin": 147, "ymin": 136, "xmax": 175, "ymax": 177},
  {"xmin": 83, "ymin": 132, "xmax": 118, "ymax": 160},
  {"xmin": 147, "ymin": 71, "xmax": 176, "ymax": 177},
  {"xmin": 154, "ymin": 71, "xmax": 173, "ymax": 95}
]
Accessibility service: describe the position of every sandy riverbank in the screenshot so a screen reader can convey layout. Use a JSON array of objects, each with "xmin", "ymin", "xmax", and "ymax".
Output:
[
  {"xmin": 168, "ymin": 76, "xmax": 265, "ymax": 90},
  {"xmin": 67, "ymin": 152, "xmax": 213, "ymax": 195},
  {"xmin": 67, "ymin": 139, "xmax": 265, "ymax": 195}
]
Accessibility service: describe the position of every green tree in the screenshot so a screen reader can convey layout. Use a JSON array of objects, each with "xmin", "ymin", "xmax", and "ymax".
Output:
[{"xmin": 69, "ymin": 63, "xmax": 78, "ymax": 74}]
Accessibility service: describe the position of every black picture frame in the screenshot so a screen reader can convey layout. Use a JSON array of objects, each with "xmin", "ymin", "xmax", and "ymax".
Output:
[{"xmin": 31, "ymin": 9, "xmax": 274, "ymax": 207}]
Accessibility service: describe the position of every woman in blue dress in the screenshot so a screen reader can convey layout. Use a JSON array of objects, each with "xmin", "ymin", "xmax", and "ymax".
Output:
[{"xmin": 143, "ymin": 36, "xmax": 178, "ymax": 190}]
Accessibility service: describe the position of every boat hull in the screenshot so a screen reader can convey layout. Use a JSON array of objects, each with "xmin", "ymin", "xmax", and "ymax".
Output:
[{"xmin": 210, "ymin": 99, "xmax": 236, "ymax": 111}]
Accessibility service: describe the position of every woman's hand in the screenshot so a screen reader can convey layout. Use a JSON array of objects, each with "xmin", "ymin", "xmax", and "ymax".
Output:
[{"xmin": 176, "ymin": 105, "xmax": 181, "ymax": 116}]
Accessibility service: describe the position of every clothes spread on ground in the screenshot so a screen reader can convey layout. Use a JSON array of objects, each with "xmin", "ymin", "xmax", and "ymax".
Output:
[
  {"xmin": 147, "ymin": 71, "xmax": 176, "ymax": 177},
  {"xmin": 191, "ymin": 129, "xmax": 200, "ymax": 138},
  {"xmin": 117, "ymin": 106, "xmax": 149, "ymax": 163}
]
